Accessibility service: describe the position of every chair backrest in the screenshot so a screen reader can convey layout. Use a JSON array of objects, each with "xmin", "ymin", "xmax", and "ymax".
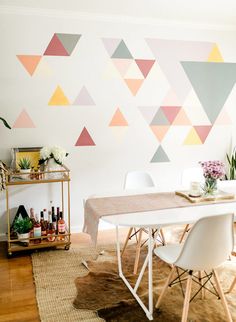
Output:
[
  {"xmin": 181, "ymin": 167, "xmax": 204, "ymax": 188},
  {"xmin": 175, "ymin": 213, "xmax": 234, "ymax": 271},
  {"xmin": 124, "ymin": 171, "xmax": 155, "ymax": 190}
]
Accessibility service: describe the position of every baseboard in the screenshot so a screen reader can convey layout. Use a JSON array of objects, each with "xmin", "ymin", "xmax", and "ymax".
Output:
[{"xmin": 70, "ymin": 221, "xmax": 115, "ymax": 234}]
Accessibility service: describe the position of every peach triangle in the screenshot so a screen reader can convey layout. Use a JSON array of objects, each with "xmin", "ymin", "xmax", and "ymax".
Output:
[
  {"xmin": 214, "ymin": 110, "xmax": 232, "ymax": 125},
  {"xmin": 183, "ymin": 128, "xmax": 202, "ymax": 145},
  {"xmin": 172, "ymin": 109, "xmax": 191, "ymax": 125},
  {"xmin": 13, "ymin": 109, "xmax": 35, "ymax": 128},
  {"xmin": 48, "ymin": 86, "xmax": 70, "ymax": 105},
  {"xmin": 194, "ymin": 126, "xmax": 212, "ymax": 143},
  {"xmin": 17, "ymin": 55, "xmax": 42, "ymax": 76},
  {"xmin": 112, "ymin": 58, "xmax": 133, "ymax": 77},
  {"xmin": 150, "ymin": 125, "xmax": 170, "ymax": 141},
  {"xmin": 124, "ymin": 79, "xmax": 144, "ymax": 96},
  {"xmin": 162, "ymin": 89, "xmax": 181, "ymax": 106},
  {"xmin": 207, "ymin": 44, "xmax": 223, "ymax": 62},
  {"xmin": 109, "ymin": 108, "xmax": 128, "ymax": 126},
  {"xmin": 75, "ymin": 127, "xmax": 95, "ymax": 146}
]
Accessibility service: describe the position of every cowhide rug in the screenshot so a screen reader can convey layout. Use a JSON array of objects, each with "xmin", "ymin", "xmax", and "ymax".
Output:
[{"xmin": 73, "ymin": 245, "xmax": 236, "ymax": 322}]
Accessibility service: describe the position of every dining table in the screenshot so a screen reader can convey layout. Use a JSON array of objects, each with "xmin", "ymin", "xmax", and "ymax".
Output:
[{"xmin": 83, "ymin": 188, "xmax": 236, "ymax": 320}]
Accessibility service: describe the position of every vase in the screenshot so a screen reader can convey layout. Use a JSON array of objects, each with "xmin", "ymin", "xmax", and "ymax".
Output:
[
  {"xmin": 17, "ymin": 232, "xmax": 30, "ymax": 245},
  {"xmin": 203, "ymin": 178, "xmax": 218, "ymax": 195},
  {"xmin": 19, "ymin": 169, "xmax": 31, "ymax": 180},
  {"xmin": 46, "ymin": 158, "xmax": 63, "ymax": 179}
]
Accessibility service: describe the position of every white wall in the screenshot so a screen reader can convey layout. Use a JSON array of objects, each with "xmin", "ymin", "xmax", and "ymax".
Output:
[{"xmin": 0, "ymin": 8, "xmax": 236, "ymax": 234}]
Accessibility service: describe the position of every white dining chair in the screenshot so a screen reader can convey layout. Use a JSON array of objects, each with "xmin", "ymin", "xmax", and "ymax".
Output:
[
  {"xmin": 179, "ymin": 167, "xmax": 204, "ymax": 243},
  {"xmin": 154, "ymin": 213, "xmax": 234, "ymax": 322},
  {"xmin": 122, "ymin": 171, "xmax": 165, "ymax": 274}
]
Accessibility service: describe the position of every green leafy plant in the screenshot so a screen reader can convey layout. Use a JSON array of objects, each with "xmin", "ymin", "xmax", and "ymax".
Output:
[
  {"xmin": 0, "ymin": 117, "xmax": 11, "ymax": 129},
  {"xmin": 18, "ymin": 157, "xmax": 31, "ymax": 169},
  {"xmin": 226, "ymin": 149, "xmax": 236, "ymax": 180},
  {"xmin": 13, "ymin": 217, "xmax": 33, "ymax": 234}
]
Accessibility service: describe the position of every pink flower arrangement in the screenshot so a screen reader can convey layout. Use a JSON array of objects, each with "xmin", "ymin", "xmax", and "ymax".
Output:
[{"xmin": 199, "ymin": 160, "xmax": 225, "ymax": 180}]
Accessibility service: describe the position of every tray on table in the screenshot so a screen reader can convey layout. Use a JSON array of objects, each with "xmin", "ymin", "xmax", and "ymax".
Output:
[{"xmin": 175, "ymin": 190, "xmax": 235, "ymax": 203}]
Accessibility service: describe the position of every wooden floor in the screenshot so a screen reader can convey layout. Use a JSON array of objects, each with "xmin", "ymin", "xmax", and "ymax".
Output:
[{"xmin": 0, "ymin": 229, "xmax": 129, "ymax": 322}]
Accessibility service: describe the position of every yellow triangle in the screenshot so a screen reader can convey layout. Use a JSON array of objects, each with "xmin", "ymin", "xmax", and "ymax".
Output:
[
  {"xmin": 183, "ymin": 128, "xmax": 202, "ymax": 145},
  {"xmin": 48, "ymin": 86, "xmax": 70, "ymax": 105},
  {"xmin": 207, "ymin": 44, "xmax": 223, "ymax": 62}
]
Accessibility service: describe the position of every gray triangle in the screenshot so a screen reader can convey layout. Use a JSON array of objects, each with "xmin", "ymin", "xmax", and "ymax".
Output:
[
  {"xmin": 181, "ymin": 62, "xmax": 236, "ymax": 123},
  {"xmin": 150, "ymin": 109, "xmax": 170, "ymax": 125},
  {"xmin": 150, "ymin": 146, "xmax": 170, "ymax": 163},
  {"xmin": 111, "ymin": 40, "xmax": 133, "ymax": 59},
  {"xmin": 56, "ymin": 33, "xmax": 81, "ymax": 55}
]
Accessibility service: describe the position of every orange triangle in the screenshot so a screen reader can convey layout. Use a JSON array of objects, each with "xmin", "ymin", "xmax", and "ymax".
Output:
[
  {"xmin": 109, "ymin": 108, "xmax": 128, "ymax": 126},
  {"xmin": 17, "ymin": 55, "xmax": 42, "ymax": 76},
  {"xmin": 172, "ymin": 109, "xmax": 191, "ymax": 125},
  {"xmin": 124, "ymin": 79, "xmax": 144, "ymax": 96},
  {"xmin": 150, "ymin": 125, "xmax": 170, "ymax": 141},
  {"xmin": 13, "ymin": 109, "xmax": 35, "ymax": 128}
]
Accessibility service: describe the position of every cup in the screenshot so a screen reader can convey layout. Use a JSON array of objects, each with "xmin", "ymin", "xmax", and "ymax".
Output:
[{"xmin": 189, "ymin": 181, "xmax": 201, "ymax": 197}]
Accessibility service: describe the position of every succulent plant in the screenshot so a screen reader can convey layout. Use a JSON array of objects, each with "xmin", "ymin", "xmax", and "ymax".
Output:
[
  {"xmin": 18, "ymin": 157, "xmax": 31, "ymax": 169},
  {"xmin": 13, "ymin": 217, "xmax": 33, "ymax": 234}
]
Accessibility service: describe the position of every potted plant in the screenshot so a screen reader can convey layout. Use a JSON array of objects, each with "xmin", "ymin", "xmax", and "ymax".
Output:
[
  {"xmin": 18, "ymin": 157, "xmax": 31, "ymax": 179},
  {"xmin": 13, "ymin": 217, "xmax": 33, "ymax": 245}
]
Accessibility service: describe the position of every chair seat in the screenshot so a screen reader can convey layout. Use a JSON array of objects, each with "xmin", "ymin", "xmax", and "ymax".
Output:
[{"xmin": 154, "ymin": 244, "xmax": 183, "ymax": 264}]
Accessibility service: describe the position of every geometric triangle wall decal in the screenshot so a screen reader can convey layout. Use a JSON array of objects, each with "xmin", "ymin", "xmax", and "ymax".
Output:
[
  {"xmin": 124, "ymin": 79, "xmax": 144, "ymax": 96},
  {"xmin": 183, "ymin": 127, "xmax": 202, "ymax": 145},
  {"xmin": 48, "ymin": 86, "xmax": 70, "ymax": 106},
  {"xmin": 56, "ymin": 34, "xmax": 81, "ymax": 55},
  {"xmin": 207, "ymin": 44, "xmax": 223, "ymax": 62},
  {"xmin": 193, "ymin": 125, "xmax": 212, "ymax": 143},
  {"xmin": 109, "ymin": 108, "xmax": 128, "ymax": 126},
  {"xmin": 13, "ymin": 109, "xmax": 35, "ymax": 128},
  {"xmin": 161, "ymin": 106, "xmax": 181, "ymax": 124},
  {"xmin": 214, "ymin": 110, "xmax": 232, "ymax": 125},
  {"xmin": 16, "ymin": 55, "xmax": 42, "ymax": 76},
  {"xmin": 75, "ymin": 127, "xmax": 96, "ymax": 146},
  {"xmin": 135, "ymin": 59, "xmax": 155, "ymax": 78},
  {"xmin": 150, "ymin": 125, "xmax": 170, "ymax": 141},
  {"xmin": 101, "ymin": 38, "xmax": 122, "ymax": 57},
  {"xmin": 112, "ymin": 58, "xmax": 133, "ymax": 77},
  {"xmin": 124, "ymin": 61, "xmax": 144, "ymax": 79},
  {"xmin": 150, "ymin": 145, "xmax": 170, "ymax": 162},
  {"xmin": 73, "ymin": 86, "xmax": 95, "ymax": 105},
  {"xmin": 172, "ymin": 108, "xmax": 191, "ymax": 125},
  {"xmin": 137, "ymin": 106, "xmax": 159, "ymax": 124},
  {"xmin": 150, "ymin": 108, "xmax": 170, "ymax": 125},
  {"xmin": 162, "ymin": 89, "xmax": 181, "ymax": 106},
  {"xmin": 181, "ymin": 62, "xmax": 236, "ymax": 124},
  {"xmin": 44, "ymin": 34, "xmax": 69, "ymax": 56},
  {"xmin": 111, "ymin": 40, "xmax": 133, "ymax": 59}
]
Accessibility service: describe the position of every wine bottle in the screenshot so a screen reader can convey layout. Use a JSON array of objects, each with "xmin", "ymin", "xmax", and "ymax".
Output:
[
  {"xmin": 56, "ymin": 207, "xmax": 60, "ymax": 233},
  {"xmin": 51, "ymin": 206, "xmax": 57, "ymax": 232},
  {"xmin": 33, "ymin": 215, "xmax": 41, "ymax": 244},
  {"xmin": 29, "ymin": 208, "xmax": 35, "ymax": 240},
  {"xmin": 40, "ymin": 211, "xmax": 47, "ymax": 238},
  {"xmin": 58, "ymin": 211, "xmax": 65, "ymax": 240},
  {"xmin": 47, "ymin": 212, "xmax": 55, "ymax": 242}
]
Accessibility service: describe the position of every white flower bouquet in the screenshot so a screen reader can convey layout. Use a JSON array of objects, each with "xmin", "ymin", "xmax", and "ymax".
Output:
[{"xmin": 39, "ymin": 146, "xmax": 68, "ymax": 165}]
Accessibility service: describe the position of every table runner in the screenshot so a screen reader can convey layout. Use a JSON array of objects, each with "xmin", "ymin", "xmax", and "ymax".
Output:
[{"xmin": 83, "ymin": 192, "xmax": 234, "ymax": 244}]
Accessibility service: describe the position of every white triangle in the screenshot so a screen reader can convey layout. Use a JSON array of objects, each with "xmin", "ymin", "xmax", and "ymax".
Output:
[
  {"xmin": 34, "ymin": 59, "xmax": 53, "ymax": 77},
  {"xmin": 103, "ymin": 61, "xmax": 121, "ymax": 79},
  {"xmin": 182, "ymin": 89, "xmax": 211, "ymax": 125},
  {"xmin": 124, "ymin": 61, "xmax": 144, "ymax": 79}
]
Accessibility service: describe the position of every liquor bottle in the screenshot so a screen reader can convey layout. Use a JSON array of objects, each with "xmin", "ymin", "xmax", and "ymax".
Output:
[
  {"xmin": 43, "ymin": 208, "xmax": 48, "ymax": 228},
  {"xmin": 56, "ymin": 207, "xmax": 60, "ymax": 233},
  {"xmin": 29, "ymin": 208, "xmax": 36, "ymax": 239},
  {"xmin": 51, "ymin": 206, "xmax": 57, "ymax": 232},
  {"xmin": 33, "ymin": 215, "xmax": 41, "ymax": 244},
  {"xmin": 47, "ymin": 212, "xmax": 55, "ymax": 242},
  {"xmin": 58, "ymin": 211, "xmax": 66, "ymax": 240},
  {"xmin": 40, "ymin": 211, "xmax": 47, "ymax": 239}
]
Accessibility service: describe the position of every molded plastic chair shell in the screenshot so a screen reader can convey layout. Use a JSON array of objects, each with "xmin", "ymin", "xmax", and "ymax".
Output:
[
  {"xmin": 124, "ymin": 171, "xmax": 155, "ymax": 190},
  {"xmin": 155, "ymin": 213, "xmax": 234, "ymax": 271}
]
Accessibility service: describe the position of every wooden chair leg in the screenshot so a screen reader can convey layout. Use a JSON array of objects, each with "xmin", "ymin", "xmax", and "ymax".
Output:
[
  {"xmin": 155, "ymin": 266, "xmax": 176, "ymax": 308},
  {"xmin": 133, "ymin": 229, "xmax": 143, "ymax": 274},
  {"xmin": 181, "ymin": 274, "xmax": 192, "ymax": 322},
  {"xmin": 121, "ymin": 227, "xmax": 133, "ymax": 256},
  {"xmin": 228, "ymin": 276, "xmax": 236, "ymax": 294},
  {"xmin": 160, "ymin": 228, "xmax": 166, "ymax": 245},
  {"xmin": 179, "ymin": 224, "xmax": 190, "ymax": 243},
  {"xmin": 213, "ymin": 269, "xmax": 232, "ymax": 322},
  {"xmin": 198, "ymin": 271, "xmax": 205, "ymax": 299}
]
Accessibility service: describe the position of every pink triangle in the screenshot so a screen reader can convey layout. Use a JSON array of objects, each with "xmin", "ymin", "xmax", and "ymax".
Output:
[
  {"xmin": 194, "ymin": 126, "xmax": 212, "ymax": 143},
  {"xmin": 44, "ymin": 34, "xmax": 69, "ymax": 56},
  {"xmin": 112, "ymin": 59, "xmax": 132, "ymax": 77},
  {"xmin": 162, "ymin": 89, "xmax": 181, "ymax": 106},
  {"xmin": 73, "ymin": 86, "xmax": 95, "ymax": 105},
  {"xmin": 161, "ymin": 106, "xmax": 181, "ymax": 124},
  {"xmin": 214, "ymin": 111, "xmax": 232, "ymax": 125},
  {"xmin": 75, "ymin": 127, "xmax": 95, "ymax": 146},
  {"xmin": 135, "ymin": 59, "xmax": 155, "ymax": 78},
  {"xmin": 13, "ymin": 109, "xmax": 35, "ymax": 128}
]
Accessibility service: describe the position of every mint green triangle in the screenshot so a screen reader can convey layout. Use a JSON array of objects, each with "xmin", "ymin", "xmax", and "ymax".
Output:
[
  {"xmin": 56, "ymin": 33, "xmax": 81, "ymax": 55},
  {"xmin": 111, "ymin": 40, "xmax": 133, "ymax": 59},
  {"xmin": 151, "ymin": 146, "xmax": 170, "ymax": 163},
  {"xmin": 181, "ymin": 62, "xmax": 236, "ymax": 123},
  {"xmin": 150, "ymin": 108, "xmax": 170, "ymax": 125}
]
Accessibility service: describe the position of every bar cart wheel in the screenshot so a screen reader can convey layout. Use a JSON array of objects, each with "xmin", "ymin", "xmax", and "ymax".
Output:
[{"xmin": 65, "ymin": 244, "xmax": 70, "ymax": 250}]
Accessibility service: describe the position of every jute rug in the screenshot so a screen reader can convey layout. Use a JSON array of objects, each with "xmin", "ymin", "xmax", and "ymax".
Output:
[{"xmin": 32, "ymin": 228, "xmax": 236, "ymax": 322}]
